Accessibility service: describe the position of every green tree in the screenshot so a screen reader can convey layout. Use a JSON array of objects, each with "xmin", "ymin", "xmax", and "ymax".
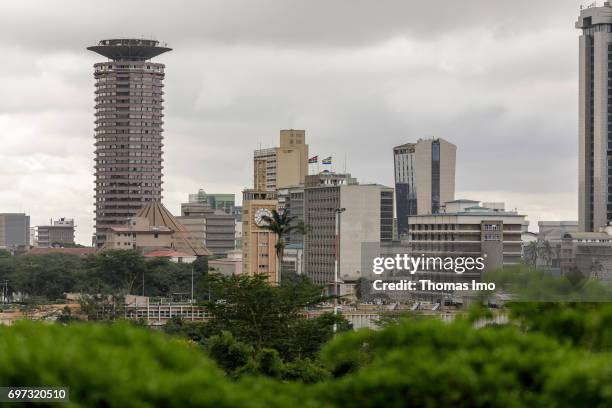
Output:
[
  {"xmin": 202, "ymin": 273, "xmax": 348, "ymax": 359},
  {"xmin": 523, "ymin": 240, "xmax": 538, "ymax": 266}
]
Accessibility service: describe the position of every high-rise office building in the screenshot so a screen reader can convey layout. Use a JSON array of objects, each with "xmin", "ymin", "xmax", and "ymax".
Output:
[
  {"xmin": 576, "ymin": 3, "xmax": 612, "ymax": 232},
  {"xmin": 88, "ymin": 39, "xmax": 171, "ymax": 247},
  {"xmin": 0, "ymin": 214, "xmax": 30, "ymax": 249},
  {"xmin": 393, "ymin": 138, "xmax": 456, "ymax": 236},
  {"xmin": 303, "ymin": 183, "xmax": 394, "ymax": 286},
  {"xmin": 253, "ymin": 129, "xmax": 309, "ymax": 191}
]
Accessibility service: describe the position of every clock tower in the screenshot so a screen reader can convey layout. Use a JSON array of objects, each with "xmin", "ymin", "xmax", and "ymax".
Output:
[{"xmin": 241, "ymin": 189, "xmax": 279, "ymax": 284}]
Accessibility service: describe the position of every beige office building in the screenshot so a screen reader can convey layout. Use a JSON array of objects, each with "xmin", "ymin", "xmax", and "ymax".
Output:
[
  {"xmin": 241, "ymin": 190, "xmax": 279, "ymax": 284},
  {"xmin": 253, "ymin": 129, "xmax": 309, "ymax": 191}
]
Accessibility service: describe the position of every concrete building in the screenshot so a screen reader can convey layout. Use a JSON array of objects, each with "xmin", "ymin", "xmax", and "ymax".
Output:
[
  {"xmin": 177, "ymin": 202, "xmax": 236, "ymax": 255},
  {"xmin": 103, "ymin": 201, "xmax": 211, "ymax": 257},
  {"xmin": 404, "ymin": 200, "xmax": 524, "ymax": 300},
  {"xmin": 305, "ymin": 170, "xmax": 357, "ymax": 188},
  {"xmin": 88, "ymin": 39, "xmax": 171, "ymax": 248},
  {"xmin": 282, "ymin": 243, "xmax": 304, "ymax": 276},
  {"xmin": 188, "ymin": 189, "xmax": 236, "ymax": 214},
  {"xmin": 36, "ymin": 218, "xmax": 75, "ymax": 248},
  {"xmin": 241, "ymin": 190, "xmax": 279, "ymax": 284},
  {"xmin": 277, "ymin": 185, "xmax": 305, "ymax": 245},
  {"xmin": 393, "ymin": 138, "xmax": 456, "ymax": 236},
  {"xmin": 209, "ymin": 249, "xmax": 243, "ymax": 276},
  {"xmin": 576, "ymin": 3, "xmax": 612, "ymax": 231},
  {"xmin": 254, "ymin": 129, "xmax": 309, "ymax": 191},
  {"xmin": 560, "ymin": 229, "xmax": 612, "ymax": 281},
  {"xmin": 0, "ymin": 214, "xmax": 30, "ymax": 250},
  {"xmin": 304, "ymin": 183, "xmax": 394, "ymax": 286}
]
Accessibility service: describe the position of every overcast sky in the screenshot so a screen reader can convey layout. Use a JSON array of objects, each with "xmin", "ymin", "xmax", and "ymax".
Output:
[{"xmin": 0, "ymin": 0, "xmax": 583, "ymax": 244}]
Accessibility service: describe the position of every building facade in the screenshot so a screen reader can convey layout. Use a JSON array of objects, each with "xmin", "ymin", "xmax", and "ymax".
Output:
[
  {"xmin": 88, "ymin": 39, "xmax": 171, "ymax": 247},
  {"xmin": 277, "ymin": 185, "xmax": 305, "ymax": 245},
  {"xmin": 103, "ymin": 201, "xmax": 210, "ymax": 256},
  {"xmin": 36, "ymin": 218, "xmax": 75, "ymax": 248},
  {"xmin": 241, "ymin": 190, "xmax": 279, "ymax": 284},
  {"xmin": 404, "ymin": 200, "xmax": 524, "ymax": 300},
  {"xmin": 576, "ymin": 3, "xmax": 612, "ymax": 231},
  {"xmin": 303, "ymin": 184, "xmax": 394, "ymax": 286},
  {"xmin": 393, "ymin": 138, "xmax": 456, "ymax": 236},
  {"xmin": 0, "ymin": 214, "xmax": 30, "ymax": 250},
  {"xmin": 188, "ymin": 189, "xmax": 236, "ymax": 214},
  {"xmin": 177, "ymin": 202, "xmax": 236, "ymax": 255},
  {"xmin": 253, "ymin": 129, "xmax": 309, "ymax": 191}
]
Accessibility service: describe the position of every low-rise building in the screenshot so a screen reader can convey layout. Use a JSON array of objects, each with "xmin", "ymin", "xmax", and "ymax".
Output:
[
  {"xmin": 403, "ymin": 200, "xmax": 525, "ymax": 300},
  {"xmin": 209, "ymin": 249, "xmax": 243, "ymax": 276},
  {"xmin": 560, "ymin": 230, "xmax": 612, "ymax": 282},
  {"xmin": 103, "ymin": 201, "xmax": 211, "ymax": 257},
  {"xmin": 36, "ymin": 218, "xmax": 76, "ymax": 248},
  {"xmin": 177, "ymin": 202, "xmax": 236, "ymax": 255}
]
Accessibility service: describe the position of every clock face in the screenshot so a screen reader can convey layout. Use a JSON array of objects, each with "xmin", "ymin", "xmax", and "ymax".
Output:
[{"xmin": 254, "ymin": 208, "xmax": 272, "ymax": 227}]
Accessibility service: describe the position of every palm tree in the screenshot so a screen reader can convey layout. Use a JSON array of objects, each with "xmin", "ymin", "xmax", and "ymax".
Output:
[
  {"xmin": 260, "ymin": 209, "xmax": 299, "ymax": 284},
  {"xmin": 537, "ymin": 240, "xmax": 554, "ymax": 269},
  {"xmin": 524, "ymin": 241, "xmax": 538, "ymax": 266}
]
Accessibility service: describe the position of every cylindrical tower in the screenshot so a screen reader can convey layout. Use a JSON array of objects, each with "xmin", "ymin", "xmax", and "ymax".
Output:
[{"xmin": 87, "ymin": 39, "xmax": 172, "ymax": 248}]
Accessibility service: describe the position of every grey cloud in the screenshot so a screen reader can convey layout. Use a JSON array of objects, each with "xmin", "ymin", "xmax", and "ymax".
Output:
[{"xmin": 0, "ymin": 0, "xmax": 584, "ymax": 243}]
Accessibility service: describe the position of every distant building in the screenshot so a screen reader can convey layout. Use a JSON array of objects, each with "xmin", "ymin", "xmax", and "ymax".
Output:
[
  {"xmin": 393, "ymin": 138, "xmax": 456, "ymax": 236},
  {"xmin": 282, "ymin": 243, "xmax": 304, "ymax": 276},
  {"xmin": 88, "ymin": 39, "xmax": 171, "ymax": 248},
  {"xmin": 404, "ymin": 200, "xmax": 525, "ymax": 300},
  {"xmin": 36, "ymin": 218, "xmax": 75, "ymax": 248},
  {"xmin": 531, "ymin": 221, "xmax": 579, "ymax": 273},
  {"xmin": 144, "ymin": 250, "xmax": 196, "ymax": 264},
  {"xmin": 303, "ymin": 183, "xmax": 394, "ymax": 286},
  {"xmin": 560, "ymin": 229, "xmax": 612, "ymax": 282},
  {"xmin": 188, "ymin": 189, "xmax": 237, "ymax": 214},
  {"xmin": 277, "ymin": 185, "xmax": 305, "ymax": 245},
  {"xmin": 304, "ymin": 170, "xmax": 357, "ymax": 188},
  {"xmin": 241, "ymin": 189, "xmax": 278, "ymax": 284},
  {"xmin": 209, "ymin": 249, "xmax": 243, "ymax": 276},
  {"xmin": 254, "ymin": 129, "xmax": 309, "ymax": 191},
  {"xmin": 576, "ymin": 3, "xmax": 612, "ymax": 231},
  {"xmin": 103, "ymin": 201, "xmax": 211, "ymax": 257},
  {"xmin": 177, "ymin": 202, "xmax": 236, "ymax": 255},
  {"xmin": 22, "ymin": 247, "xmax": 95, "ymax": 257},
  {"xmin": 0, "ymin": 214, "xmax": 30, "ymax": 249}
]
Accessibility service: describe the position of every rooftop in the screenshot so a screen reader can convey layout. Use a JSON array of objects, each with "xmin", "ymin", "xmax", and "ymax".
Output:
[{"xmin": 87, "ymin": 38, "xmax": 171, "ymax": 61}]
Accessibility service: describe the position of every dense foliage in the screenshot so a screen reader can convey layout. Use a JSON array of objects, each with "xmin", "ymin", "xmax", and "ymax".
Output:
[
  {"xmin": 3, "ymin": 302, "xmax": 612, "ymax": 407},
  {"xmin": 0, "ymin": 250, "xmax": 203, "ymax": 301}
]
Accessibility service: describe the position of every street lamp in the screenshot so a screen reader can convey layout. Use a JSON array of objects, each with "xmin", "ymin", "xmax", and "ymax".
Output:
[{"xmin": 333, "ymin": 207, "xmax": 346, "ymax": 333}]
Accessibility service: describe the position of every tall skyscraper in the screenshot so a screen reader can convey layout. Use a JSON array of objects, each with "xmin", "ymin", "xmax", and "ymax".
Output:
[
  {"xmin": 393, "ymin": 138, "xmax": 456, "ymax": 236},
  {"xmin": 576, "ymin": 3, "xmax": 612, "ymax": 232},
  {"xmin": 88, "ymin": 39, "xmax": 171, "ymax": 247},
  {"xmin": 253, "ymin": 129, "xmax": 309, "ymax": 191}
]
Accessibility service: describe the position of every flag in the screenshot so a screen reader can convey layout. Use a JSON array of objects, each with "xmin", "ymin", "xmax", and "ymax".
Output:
[
  {"xmin": 322, "ymin": 156, "xmax": 332, "ymax": 165},
  {"xmin": 308, "ymin": 155, "xmax": 318, "ymax": 164}
]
